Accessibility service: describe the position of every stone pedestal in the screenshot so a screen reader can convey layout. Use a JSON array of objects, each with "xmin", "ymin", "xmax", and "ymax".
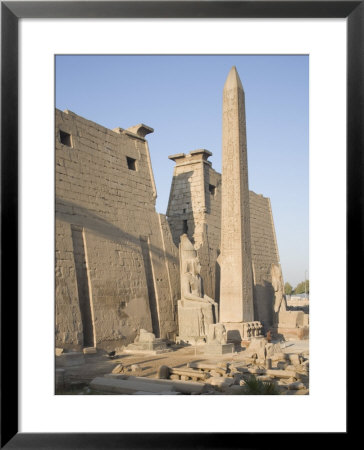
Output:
[
  {"xmin": 125, "ymin": 328, "xmax": 171, "ymax": 354},
  {"xmin": 202, "ymin": 343, "xmax": 235, "ymax": 355},
  {"xmin": 125, "ymin": 339, "xmax": 170, "ymax": 354},
  {"xmin": 83, "ymin": 347, "xmax": 97, "ymax": 354},
  {"xmin": 223, "ymin": 321, "xmax": 263, "ymax": 343},
  {"xmin": 177, "ymin": 299, "xmax": 216, "ymax": 344}
]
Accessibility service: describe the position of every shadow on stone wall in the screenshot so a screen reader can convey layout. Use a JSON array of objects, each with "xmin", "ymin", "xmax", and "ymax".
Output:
[
  {"xmin": 214, "ymin": 252, "xmax": 221, "ymax": 303},
  {"xmin": 140, "ymin": 236, "xmax": 160, "ymax": 338},
  {"xmin": 70, "ymin": 224, "xmax": 94, "ymax": 347},
  {"xmin": 288, "ymin": 305, "xmax": 309, "ymax": 314},
  {"xmin": 56, "ymin": 197, "xmax": 177, "ymax": 263},
  {"xmin": 166, "ymin": 171, "xmax": 195, "ymax": 248},
  {"xmin": 253, "ymin": 281, "xmax": 275, "ymax": 330}
]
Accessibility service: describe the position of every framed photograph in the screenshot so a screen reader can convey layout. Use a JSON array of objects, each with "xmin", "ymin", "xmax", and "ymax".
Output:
[{"xmin": 2, "ymin": 1, "xmax": 359, "ymax": 447}]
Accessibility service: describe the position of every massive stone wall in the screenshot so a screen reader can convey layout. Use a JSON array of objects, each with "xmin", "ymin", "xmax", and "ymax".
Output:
[
  {"xmin": 249, "ymin": 192, "xmax": 280, "ymax": 326},
  {"xmin": 55, "ymin": 108, "xmax": 282, "ymax": 350},
  {"xmin": 55, "ymin": 109, "xmax": 179, "ymax": 350},
  {"xmin": 166, "ymin": 150, "xmax": 221, "ymax": 300},
  {"xmin": 167, "ymin": 150, "xmax": 280, "ymax": 328}
]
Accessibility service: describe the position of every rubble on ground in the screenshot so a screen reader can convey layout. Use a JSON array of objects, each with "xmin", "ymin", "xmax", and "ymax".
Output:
[{"xmin": 56, "ymin": 340, "xmax": 309, "ymax": 395}]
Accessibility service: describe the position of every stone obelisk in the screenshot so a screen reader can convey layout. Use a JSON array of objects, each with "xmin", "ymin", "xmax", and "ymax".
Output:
[{"xmin": 219, "ymin": 66, "xmax": 254, "ymax": 324}]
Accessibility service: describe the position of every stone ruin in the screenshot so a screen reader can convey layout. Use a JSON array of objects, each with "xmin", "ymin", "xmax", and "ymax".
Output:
[
  {"xmin": 271, "ymin": 263, "xmax": 309, "ymax": 340},
  {"xmin": 176, "ymin": 233, "xmax": 218, "ymax": 345},
  {"xmin": 55, "ymin": 66, "xmax": 308, "ymax": 354},
  {"xmin": 124, "ymin": 328, "xmax": 170, "ymax": 354}
]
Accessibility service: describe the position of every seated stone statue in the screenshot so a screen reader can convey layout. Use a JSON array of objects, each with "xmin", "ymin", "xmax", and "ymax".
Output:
[
  {"xmin": 271, "ymin": 263, "xmax": 304, "ymax": 329},
  {"xmin": 271, "ymin": 263, "xmax": 287, "ymax": 315},
  {"xmin": 177, "ymin": 234, "xmax": 218, "ymax": 343},
  {"xmin": 182, "ymin": 257, "xmax": 217, "ymax": 306}
]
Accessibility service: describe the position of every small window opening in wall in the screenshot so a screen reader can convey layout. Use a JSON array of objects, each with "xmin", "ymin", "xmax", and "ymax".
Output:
[
  {"xmin": 209, "ymin": 184, "xmax": 216, "ymax": 196},
  {"xmin": 60, "ymin": 130, "xmax": 72, "ymax": 147},
  {"xmin": 126, "ymin": 156, "xmax": 137, "ymax": 171},
  {"xmin": 183, "ymin": 220, "xmax": 188, "ymax": 234}
]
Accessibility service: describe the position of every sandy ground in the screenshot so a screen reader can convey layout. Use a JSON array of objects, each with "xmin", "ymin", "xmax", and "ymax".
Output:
[{"xmin": 56, "ymin": 339, "xmax": 309, "ymax": 395}]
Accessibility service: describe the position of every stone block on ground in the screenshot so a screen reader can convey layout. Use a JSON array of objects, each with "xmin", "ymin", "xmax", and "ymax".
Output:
[
  {"xmin": 212, "ymin": 368, "xmax": 227, "ymax": 377},
  {"xmin": 169, "ymin": 367, "xmax": 207, "ymax": 380},
  {"xmin": 266, "ymin": 369, "xmax": 300, "ymax": 380},
  {"xmin": 248, "ymin": 367, "xmax": 266, "ymax": 375},
  {"xmin": 229, "ymin": 363, "xmax": 250, "ymax": 373},
  {"xmin": 210, "ymin": 370, "xmax": 222, "ymax": 378},
  {"xmin": 55, "ymin": 348, "xmax": 64, "ymax": 356},
  {"xmin": 217, "ymin": 362, "xmax": 229, "ymax": 371},
  {"xmin": 129, "ymin": 376, "xmax": 208, "ymax": 394},
  {"xmin": 202, "ymin": 343, "xmax": 234, "ymax": 355},
  {"xmin": 83, "ymin": 347, "xmax": 97, "ymax": 354},
  {"xmin": 90, "ymin": 377, "xmax": 175, "ymax": 395},
  {"xmin": 271, "ymin": 352, "xmax": 288, "ymax": 362},
  {"xmin": 288, "ymin": 354, "xmax": 301, "ymax": 365},
  {"xmin": 206, "ymin": 376, "xmax": 234, "ymax": 388},
  {"xmin": 104, "ymin": 374, "xmax": 128, "ymax": 380},
  {"xmin": 125, "ymin": 339, "xmax": 170, "ymax": 354},
  {"xmin": 243, "ymin": 337, "xmax": 267, "ymax": 359},
  {"xmin": 256, "ymin": 375, "xmax": 273, "ymax": 382},
  {"xmin": 157, "ymin": 365, "xmax": 170, "ymax": 379},
  {"xmin": 188, "ymin": 362, "xmax": 219, "ymax": 371},
  {"xmin": 112, "ymin": 364, "xmax": 125, "ymax": 374}
]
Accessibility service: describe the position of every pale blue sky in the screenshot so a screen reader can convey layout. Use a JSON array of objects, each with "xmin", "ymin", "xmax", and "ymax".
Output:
[{"xmin": 56, "ymin": 55, "xmax": 308, "ymax": 288}]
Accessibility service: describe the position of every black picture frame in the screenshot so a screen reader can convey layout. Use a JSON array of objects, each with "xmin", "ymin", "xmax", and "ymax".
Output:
[{"xmin": 1, "ymin": 1, "xmax": 358, "ymax": 448}]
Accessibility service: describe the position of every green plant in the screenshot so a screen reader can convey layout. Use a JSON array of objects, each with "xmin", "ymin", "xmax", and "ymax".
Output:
[
  {"xmin": 240, "ymin": 375, "xmax": 279, "ymax": 395},
  {"xmin": 294, "ymin": 280, "xmax": 309, "ymax": 294}
]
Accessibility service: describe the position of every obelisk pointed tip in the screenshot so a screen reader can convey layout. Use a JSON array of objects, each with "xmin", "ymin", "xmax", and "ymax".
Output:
[{"xmin": 224, "ymin": 66, "xmax": 244, "ymax": 91}]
